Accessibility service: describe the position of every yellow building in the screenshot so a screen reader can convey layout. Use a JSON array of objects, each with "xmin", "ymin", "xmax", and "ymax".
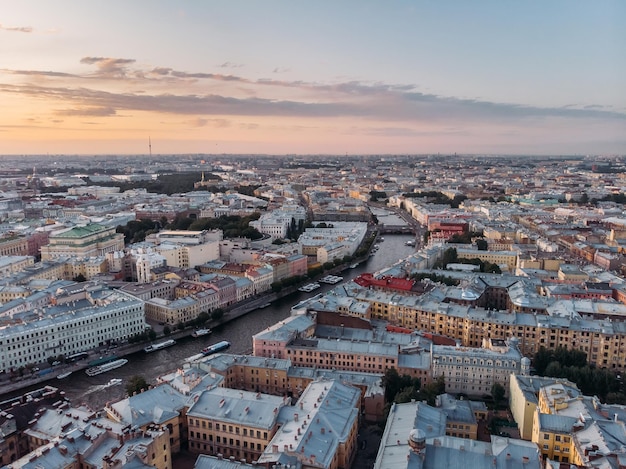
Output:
[
  {"xmin": 187, "ymin": 388, "xmax": 286, "ymax": 463},
  {"xmin": 41, "ymin": 223, "xmax": 124, "ymax": 261},
  {"xmin": 531, "ymin": 409, "xmax": 576, "ymax": 463}
]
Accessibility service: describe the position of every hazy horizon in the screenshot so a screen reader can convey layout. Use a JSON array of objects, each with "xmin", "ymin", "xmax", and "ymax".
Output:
[{"xmin": 2, "ymin": 1, "xmax": 625, "ymax": 155}]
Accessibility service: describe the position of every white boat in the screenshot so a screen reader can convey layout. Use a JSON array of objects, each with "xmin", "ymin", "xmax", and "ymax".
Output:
[
  {"xmin": 184, "ymin": 353, "xmax": 205, "ymax": 363},
  {"xmin": 320, "ymin": 275, "xmax": 343, "ymax": 284},
  {"xmin": 57, "ymin": 371, "xmax": 72, "ymax": 379},
  {"xmin": 258, "ymin": 303, "xmax": 272, "ymax": 309},
  {"xmin": 298, "ymin": 283, "xmax": 321, "ymax": 292},
  {"xmin": 405, "ymin": 240, "xmax": 416, "ymax": 247},
  {"xmin": 107, "ymin": 378, "xmax": 122, "ymax": 386},
  {"xmin": 144, "ymin": 339, "xmax": 176, "ymax": 353},
  {"xmin": 201, "ymin": 341, "xmax": 231, "ymax": 356},
  {"xmin": 350, "ymin": 263, "xmax": 359, "ymax": 269},
  {"xmin": 192, "ymin": 329, "xmax": 212, "ymax": 338},
  {"xmin": 85, "ymin": 359, "xmax": 128, "ymax": 377}
]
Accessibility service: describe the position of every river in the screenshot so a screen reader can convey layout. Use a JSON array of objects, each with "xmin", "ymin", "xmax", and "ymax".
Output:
[{"xmin": 12, "ymin": 233, "xmax": 418, "ymax": 409}]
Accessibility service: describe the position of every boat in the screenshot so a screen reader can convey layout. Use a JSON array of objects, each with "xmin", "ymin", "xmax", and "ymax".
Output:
[
  {"xmin": 298, "ymin": 282, "xmax": 321, "ymax": 292},
  {"xmin": 87, "ymin": 355, "xmax": 118, "ymax": 367},
  {"xmin": 184, "ymin": 353, "xmax": 205, "ymax": 363},
  {"xmin": 57, "ymin": 371, "xmax": 72, "ymax": 380},
  {"xmin": 320, "ymin": 275, "xmax": 343, "ymax": 284},
  {"xmin": 85, "ymin": 358, "xmax": 128, "ymax": 377},
  {"xmin": 258, "ymin": 303, "xmax": 272, "ymax": 309},
  {"xmin": 405, "ymin": 240, "xmax": 416, "ymax": 247},
  {"xmin": 350, "ymin": 263, "xmax": 359, "ymax": 269},
  {"xmin": 191, "ymin": 328, "xmax": 212, "ymax": 338},
  {"xmin": 107, "ymin": 378, "xmax": 122, "ymax": 386},
  {"xmin": 201, "ymin": 341, "xmax": 231, "ymax": 356},
  {"xmin": 144, "ymin": 339, "xmax": 176, "ymax": 353}
]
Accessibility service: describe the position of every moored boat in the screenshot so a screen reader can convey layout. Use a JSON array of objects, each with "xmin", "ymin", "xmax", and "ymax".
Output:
[
  {"xmin": 85, "ymin": 358, "xmax": 128, "ymax": 376},
  {"xmin": 191, "ymin": 328, "xmax": 212, "ymax": 338},
  {"xmin": 201, "ymin": 341, "xmax": 231, "ymax": 356},
  {"xmin": 298, "ymin": 283, "xmax": 321, "ymax": 292},
  {"xmin": 144, "ymin": 339, "xmax": 176, "ymax": 353},
  {"xmin": 57, "ymin": 371, "xmax": 72, "ymax": 379}
]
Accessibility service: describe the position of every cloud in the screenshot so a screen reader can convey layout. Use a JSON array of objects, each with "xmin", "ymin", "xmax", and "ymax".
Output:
[
  {"xmin": 2, "ymin": 58, "xmax": 625, "ymax": 129},
  {"xmin": 185, "ymin": 117, "xmax": 231, "ymax": 128},
  {"xmin": 219, "ymin": 62, "xmax": 243, "ymax": 69},
  {"xmin": 1, "ymin": 69, "xmax": 78, "ymax": 78},
  {"xmin": 55, "ymin": 107, "xmax": 117, "ymax": 117},
  {"xmin": 80, "ymin": 57, "xmax": 136, "ymax": 78},
  {"xmin": 0, "ymin": 24, "xmax": 33, "ymax": 33}
]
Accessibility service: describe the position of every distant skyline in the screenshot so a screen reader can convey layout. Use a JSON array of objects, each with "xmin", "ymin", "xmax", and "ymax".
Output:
[{"xmin": 1, "ymin": 1, "xmax": 625, "ymax": 156}]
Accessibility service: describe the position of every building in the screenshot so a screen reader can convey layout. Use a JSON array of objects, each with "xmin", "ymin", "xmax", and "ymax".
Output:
[
  {"xmin": 187, "ymin": 387, "xmax": 287, "ymax": 463},
  {"xmin": 0, "ymin": 283, "xmax": 145, "ymax": 371},
  {"xmin": 374, "ymin": 401, "xmax": 541, "ymax": 469},
  {"xmin": 256, "ymin": 380, "xmax": 360, "ymax": 469},
  {"xmin": 40, "ymin": 223, "xmax": 124, "ymax": 261}
]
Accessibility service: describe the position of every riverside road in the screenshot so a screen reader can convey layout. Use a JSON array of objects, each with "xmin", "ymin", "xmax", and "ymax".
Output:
[{"xmin": 1, "ymin": 234, "xmax": 417, "ymax": 410}]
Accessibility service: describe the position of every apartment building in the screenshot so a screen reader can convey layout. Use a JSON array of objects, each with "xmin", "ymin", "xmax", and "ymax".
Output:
[
  {"xmin": 187, "ymin": 388, "xmax": 287, "ymax": 463},
  {"xmin": 0, "ymin": 284, "xmax": 145, "ymax": 371},
  {"xmin": 375, "ymin": 401, "xmax": 541, "ymax": 469},
  {"xmin": 256, "ymin": 380, "xmax": 360, "ymax": 469}
]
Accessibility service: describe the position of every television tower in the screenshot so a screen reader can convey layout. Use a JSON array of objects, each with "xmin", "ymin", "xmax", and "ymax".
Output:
[{"xmin": 149, "ymin": 136, "xmax": 152, "ymax": 157}]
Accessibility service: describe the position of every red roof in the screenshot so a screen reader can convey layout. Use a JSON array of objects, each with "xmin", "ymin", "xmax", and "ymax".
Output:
[{"xmin": 354, "ymin": 273, "xmax": 415, "ymax": 292}]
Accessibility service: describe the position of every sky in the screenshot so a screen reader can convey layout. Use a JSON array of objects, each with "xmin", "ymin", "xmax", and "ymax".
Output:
[{"xmin": 1, "ymin": 1, "xmax": 625, "ymax": 156}]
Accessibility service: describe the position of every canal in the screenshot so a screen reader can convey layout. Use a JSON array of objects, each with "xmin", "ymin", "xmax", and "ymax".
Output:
[{"xmin": 17, "ymin": 233, "xmax": 418, "ymax": 409}]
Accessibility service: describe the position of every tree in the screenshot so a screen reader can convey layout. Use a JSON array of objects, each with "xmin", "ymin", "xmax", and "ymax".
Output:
[
  {"xmin": 126, "ymin": 375, "xmax": 149, "ymax": 396},
  {"xmin": 148, "ymin": 329, "xmax": 157, "ymax": 341},
  {"xmin": 73, "ymin": 273, "xmax": 87, "ymax": 282},
  {"xmin": 163, "ymin": 326, "xmax": 171, "ymax": 336},
  {"xmin": 476, "ymin": 238, "xmax": 488, "ymax": 251},
  {"xmin": 211, "ymin": 308, "xmax": 225, "ymax": 321},
  {"xmin": 491, "ymin": 382, "xmax": 506, "ymax": 406}
]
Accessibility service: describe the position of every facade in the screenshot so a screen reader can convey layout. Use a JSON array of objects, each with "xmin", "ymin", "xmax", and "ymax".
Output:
[
  {"xmin": 253, "ymin": 312, "xmax": 519, "ymax": 397},
  {"xmin": 431, "ymin": 338, "xmax": 522, "ymax": 396},
  {"xmin": 0, "ymin": 256, "xmax": 35, "ymax": 277},
  {"xmin": 508, "ymin": 375, "xmax": 581, "ymax": 441},
  {"xmin": 0, "ymin": 236, "xmax": 29, "ymax": 257},
  {"xmin": 187, "ymin": 388, "xmax": 286, "ymax": 463},
  {"xmin": 0, "ymin": 284, "xmax": 145, "ymax": 371},
  {"xmin": 40, "ymin": 223, "xmax": 124, "ymax": 261}
]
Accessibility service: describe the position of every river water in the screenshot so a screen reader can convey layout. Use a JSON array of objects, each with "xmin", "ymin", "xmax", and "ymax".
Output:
[{"xmin": 16, "ymin": 233, "xmax": 418, "ymax": 409}]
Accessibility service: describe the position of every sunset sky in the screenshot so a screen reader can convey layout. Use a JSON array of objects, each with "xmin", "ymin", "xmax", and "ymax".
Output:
[{"xmin": 1, "ymin": 1, "xmax": 625, "ymax": 156}]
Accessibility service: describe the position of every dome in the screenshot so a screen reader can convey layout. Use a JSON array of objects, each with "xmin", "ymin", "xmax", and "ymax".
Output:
[
  {"xmin": 409, "ymin": 429, "xmax": 426, "ymax": 444},
  {"xmin": 521, "ymin": 357, "xmax": 531, "ymax": 365}
]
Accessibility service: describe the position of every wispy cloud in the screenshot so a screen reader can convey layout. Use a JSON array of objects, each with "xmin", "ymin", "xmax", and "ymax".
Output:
[
  {"xmin": 0, "ymin": 24, "xmax": 33, "ymax": 33},
  {"xmin": 55, "ymin": 107, "xmax": 117, "ymax": 117},
  {"xmin": 219, "ymin": 62, "xmax": 243, "ymax": 69},
  {"xmin": 1, "ymin": 57, "xmax": 625, "ymax": 128},
  {"xmin": 80, "ymin": 57, "xmax": 136, "ymax": 78}
]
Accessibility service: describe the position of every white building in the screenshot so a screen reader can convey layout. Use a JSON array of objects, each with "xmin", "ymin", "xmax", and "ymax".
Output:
[{"xmin": 0, "ymin": 284, "xmax": 146, "ymax": 371}]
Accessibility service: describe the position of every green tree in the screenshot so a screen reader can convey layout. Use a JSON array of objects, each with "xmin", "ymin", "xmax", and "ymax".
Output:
[
  {"xmin": 491, "ymin": 382, "xmax": 506, "ymax": 406},
  {"xmin": 211, "ymin": 308, "xmax": 225, "ymax": 321},
  {"xmin": 73, "ymin": 273, "xmax": 87, "ymax": 282},
  {"xmin": 126, "ymin": 375, "xmax": 149, "ymax": 396},
  {"xmin": 476, "ymin": 238, "xmax": 488, "ymax": 251},
  {"xmin": 148, "ymin": 329, "xmax": 157, "ymax": 341},
  {"xmin": 163, "ymin": 326, "xmax": 171, "ymax": 336}
]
